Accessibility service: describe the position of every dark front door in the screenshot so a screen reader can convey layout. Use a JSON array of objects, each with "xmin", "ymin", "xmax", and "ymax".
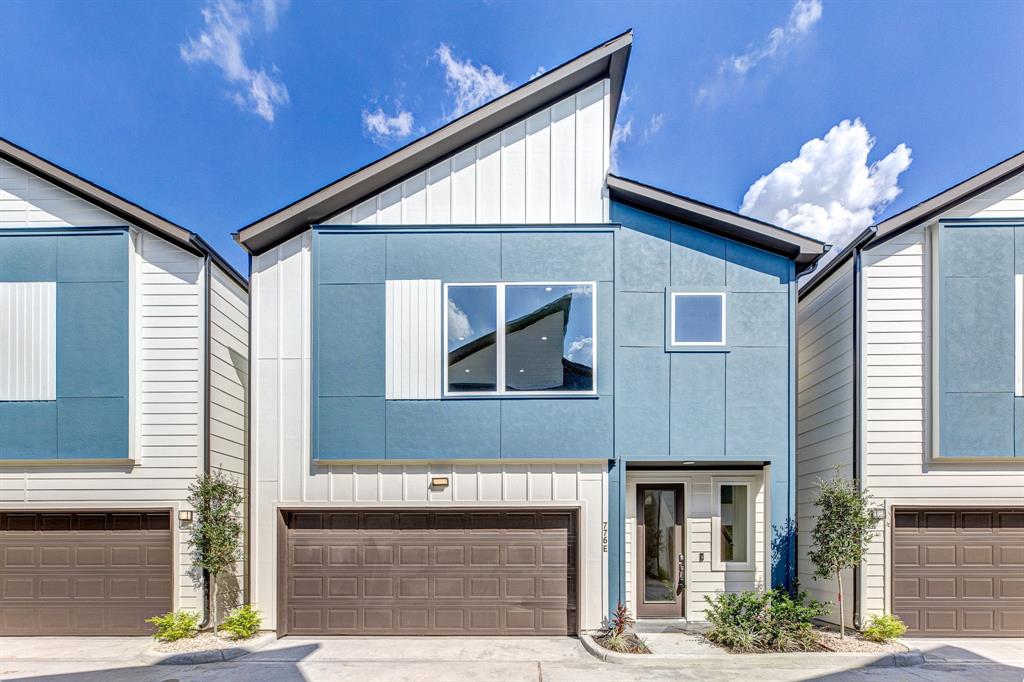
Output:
[{"xmin": 636, "ymin": 485, "xmax": 684, "ymax": 618}]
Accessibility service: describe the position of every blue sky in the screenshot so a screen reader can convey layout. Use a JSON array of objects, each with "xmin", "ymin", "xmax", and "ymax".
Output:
[{"xmin": 2, "ymin": 0, "xmax": 1022, "ymax": 274}]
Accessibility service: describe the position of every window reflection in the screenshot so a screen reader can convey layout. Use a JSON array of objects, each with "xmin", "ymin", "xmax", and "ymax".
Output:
[
  {"xmin": 720, "ymin": 484, "xmax": 748, "ymax": 563},
  {"xmin": 505, "ymin": 284, "xmax": 594, "ymax": 392},
  {"xmin": 673, "ymin": 293, "xmax": 724, "ymax": 344},
  {"xmin": 446, "ymin": 285, "xmax": 497, "ymax": 392}
]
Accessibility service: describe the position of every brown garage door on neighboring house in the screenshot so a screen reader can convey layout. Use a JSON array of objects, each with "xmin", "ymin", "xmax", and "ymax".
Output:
[
  {"xmin": 0, "ymin": 511, "xmax": 173, "ymax": 636},
  {"xmin": 280, "ymin": 509, "xmax": 577, "ymax": 636},
  {"xmin": 892, "ymin": 508, "xmax": 1024, "ymax": 637}
]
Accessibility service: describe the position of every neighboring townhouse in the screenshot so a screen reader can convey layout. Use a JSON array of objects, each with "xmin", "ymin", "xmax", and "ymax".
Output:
[
  {"xmin": 236, "ymin": 32, "xmax": 825, "ymax": 637},
  {"xmin": 797, "ymin": 152, "xmax": 1024, "ymax": 637},
  {"xmin": 0, "ymin": 139, "xmax": 249, "ymax": 635}
]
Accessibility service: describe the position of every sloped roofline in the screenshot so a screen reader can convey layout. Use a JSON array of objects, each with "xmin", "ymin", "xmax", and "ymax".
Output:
[
  {"xmin": 799, "ymin": 149, "xmax": 1024, "ymax": 298},
  {"xmin": 606, "ymin": 174, "xmax": 827, "ymax": 273},
  {"xmin": 0, "ymin": 137, "xmax": 247, "ymax": 288},
  {"xmin": 235, "ymin": 30, "xmax": 634, "ymax": 255}
]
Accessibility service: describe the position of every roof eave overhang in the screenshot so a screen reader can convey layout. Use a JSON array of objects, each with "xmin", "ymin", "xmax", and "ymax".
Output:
[
  {"xmin": 236, "ymin": 31, "xmax": 634, "ymax": 255},
  {"xmin": 606, "ymin": 174, "xmax": 827, "ymax": 274},
  {"xmin": 0, "ymin": 138, "xmax": 248, "ymax": 289}
]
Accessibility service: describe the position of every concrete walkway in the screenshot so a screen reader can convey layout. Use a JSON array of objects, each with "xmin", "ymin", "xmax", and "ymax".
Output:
[{"xmin": 1, "ymin": 634, "xmax": 1022, "ymax": 681}]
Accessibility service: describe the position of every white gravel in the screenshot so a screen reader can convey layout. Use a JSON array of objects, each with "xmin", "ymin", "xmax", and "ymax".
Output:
[
  {"xmin": 153, "ymin": 631, "xmax": 256, "ymax": 653},
  {"xmin": 816, "ymin": 630, "xmax": 907, "ymax": 653}
]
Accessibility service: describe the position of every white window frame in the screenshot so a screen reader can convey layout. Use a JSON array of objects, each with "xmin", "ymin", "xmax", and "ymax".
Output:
[
  {"xmin": 443, "ymin": 281, "xmax": 598, "ymax": 398},
  {"xmin": 670, "ymin": 291, "xmax": 726, "ymax": 347},
  {"xmin": 711, "ymin": 479, "xmax": 755, "ymax": 571},
  {"xmin": 1015, "ymin": 273, "xmax": 1023, "ymax": 397}
]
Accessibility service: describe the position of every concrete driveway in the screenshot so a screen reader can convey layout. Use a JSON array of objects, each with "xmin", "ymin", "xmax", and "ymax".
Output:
[{"xmin": 1, "ymin": 634, "xmax": 1022, "ymax": 681}]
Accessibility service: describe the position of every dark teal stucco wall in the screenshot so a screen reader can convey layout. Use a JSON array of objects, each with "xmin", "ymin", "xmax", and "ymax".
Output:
[
  {"xmin": 0, "ymin": 229, "xmax": 130, "ymax": 460},
  {"xmin": 938, "ymin": 219, "xmax": 1024, "ymax": 457}
]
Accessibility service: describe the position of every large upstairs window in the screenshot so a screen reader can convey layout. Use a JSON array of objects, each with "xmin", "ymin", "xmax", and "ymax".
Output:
[{"xmin": 445, "ymin": 282, "xmax": 596, "ymax": 396}]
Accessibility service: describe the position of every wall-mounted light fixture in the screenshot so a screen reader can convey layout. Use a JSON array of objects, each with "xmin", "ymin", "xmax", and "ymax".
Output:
[
  {"xmin": 871, "ymin": 507, "xmax": 886, "ymax": 522},
  {"xmin": 178, "ymin": 510, "xmax": 194, "ymax": 524},
  {"xmin": 430, "ymin": 476, "xmax": 450, "ymax": 488}
]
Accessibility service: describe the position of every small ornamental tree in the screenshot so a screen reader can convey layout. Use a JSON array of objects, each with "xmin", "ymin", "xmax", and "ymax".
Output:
[
  {"xmin": 187, "ymin": 471, "xmax": 243, "ymax": 632},
  {"xmin": 808, "ymin": 472, "xmax": 879, "ymax": 638}
]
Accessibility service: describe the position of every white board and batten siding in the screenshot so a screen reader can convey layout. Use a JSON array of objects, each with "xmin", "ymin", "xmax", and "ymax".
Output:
[
  {"xmin": 0, "ymin": 281, "xmax": 56, "ymax": 401},
  {"xmin": 385, "ymin": 279, "xmax": 441, "ymax": 400},
  {"xmin": 251, "ymin": 233, "xmax": 609, "ymax": 630},
  {"xmin": 623, "ymin": 472, "xmax": 766, "ymax": 620},
  {"xmin": 795, "ymin": 257, "xmax": 855, "ymax": 626},
  {"xmin": 326, "ymin": 80, "xmax": 610, "ymax": 227},
  {"xmin": 859, "ymin": 176, "xmax": 1024, "ymax": 621},
  {"xmin": 0, "ymin": 161, "xmax": 252, "ymax": 614}
]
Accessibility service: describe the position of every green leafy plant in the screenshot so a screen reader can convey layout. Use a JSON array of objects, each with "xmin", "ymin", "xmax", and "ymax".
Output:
[
  {"xmin": 220, "ymin": 604, "xmax": 262, "ymax": 640},
  {"xmin": 188, "ymin": 471, "xmax": 244, "ymax": 632},
  {"xmin": 703, "ymin": 588, "xmax": 829, "ymax": 653},
  {"xmin": 862, "ymin": 614, "xmax": 907, "ymax": 643},
  {"xmin": 595, "ymin": 602, "xmax": 650, "ymax": 654},
  {"xmin": 146, "ymin": 610, "xmax": 200, "ymax": 642},
  {"xmin": 808, "ymin": 470, "xmax": 879, "ymax": 638}
]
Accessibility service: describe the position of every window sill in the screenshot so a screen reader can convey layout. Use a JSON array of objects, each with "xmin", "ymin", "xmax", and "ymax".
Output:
[
  {"xmin": 0, "ymin": 458, "xmax": 136, "ymax": 468},
  {"xmin": 442, "ymin": 392, "xmax": 600, "ymax": 399},
  {"xmin": 665, "ymin": 345, "xmax": 731, "ymax": 353}
]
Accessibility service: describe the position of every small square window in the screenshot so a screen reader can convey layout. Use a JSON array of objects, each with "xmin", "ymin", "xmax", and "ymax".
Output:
[{"xmin": 671, "ymin": 292, "xmax": 725, "ymax": 345}]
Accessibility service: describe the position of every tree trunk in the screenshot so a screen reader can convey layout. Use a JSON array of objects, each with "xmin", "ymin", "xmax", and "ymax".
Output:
[
  {"xmin": 837, "ymin": 567, "xmax": 845, "ymax": 639},
  {"xmin": 211, "ymin": 573, "xmax": 218, "ymax": 633}
]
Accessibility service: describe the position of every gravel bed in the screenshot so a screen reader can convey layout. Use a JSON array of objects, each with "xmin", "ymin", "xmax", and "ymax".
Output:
[
  {"xmin": 816, "ymin": 630, "xmax": 907, "ymax": 653},
  {"xmin": 153, "ymin": 631, "xmax": 255, "ymax": 654}
]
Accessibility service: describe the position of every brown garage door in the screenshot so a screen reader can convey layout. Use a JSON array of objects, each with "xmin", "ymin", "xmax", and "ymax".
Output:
[
  {"xmin": 280, "ymin": 509, "xmax": 576, "ymax": 636},
  {"xmin": 0, "ymin": 511, "xmax": 173, "ymax": 635},
  {"xmin": 892, "ymin": 508, "xmax": 1024, "ymax": 636}
]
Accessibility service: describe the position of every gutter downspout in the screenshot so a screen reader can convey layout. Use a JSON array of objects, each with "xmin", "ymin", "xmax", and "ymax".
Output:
[
  {"xmin": 199, "ymin": 254, "xmax": 212, "ymax": 629},
  {"xmin": 852, "ymin": 246, "xmax": 862, "ymax": 630},
  {"xmin": 244, "ymin": 252, "xmax": 252, "ymax": 608}
]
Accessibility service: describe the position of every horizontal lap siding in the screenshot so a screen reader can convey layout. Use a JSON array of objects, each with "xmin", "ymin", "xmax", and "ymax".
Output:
[
  {"xmin": 796, "ymin": 259, "xmax": 855, "ymax": 625},
  {"xmin": 863, "ymin": 223, "xmax": 1024, "ymax": 621},
  {"xmin": 208, "ymin": 265, "xmax": 250, "ymax": 611},
  {"xmin": 0, "ymin": 159, "xmax": 121, "ymax": 227}
]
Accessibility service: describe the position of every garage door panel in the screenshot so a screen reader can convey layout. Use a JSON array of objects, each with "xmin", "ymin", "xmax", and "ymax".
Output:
[
  {"xmin": 892, "ymin": 508, "xmax": 1024, "ymax": 637},
  {"xmin": 282, "ymin": 509, "xmax": 576, "ymax": 636},
  {"xmin": 0, "ymin": 511, "xmax": 173, "ymax": 635}
]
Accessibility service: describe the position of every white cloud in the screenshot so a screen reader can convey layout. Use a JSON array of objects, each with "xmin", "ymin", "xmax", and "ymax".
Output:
[
  {"xmin": 180, "ymin": 0, "xmax": 290, "ymax": 123},
  {"xmin": 644, "ymin": 113, "xmax": 664, "ymax": 141},
  {"xmin": 740, "ymin": 118, "xmax": 913, "ymax": 252},
  {"xmin": 447, "ymin": 300, "xmax": 473, "ymax": 343},
  {"xmin": 698, "ymin": 0, "xmax": 822, "ymax": 104},
  {"xmin": 567, "ymin": 336, "xmax": 593, "ymax": 367},
  {"xmin": 436, "ymin": 43, "xmax": 513, "ymax": 119},
  {"xmin": 362, "ymin": 106, "xmax": 415, "ymax": 146},
  {"xmin": 529, "ymin": 66, "xmax": 547, "ymax": 81},
  {"xmin": 610, "ymin": 119, "xmax": 632, "ymax": 174}
]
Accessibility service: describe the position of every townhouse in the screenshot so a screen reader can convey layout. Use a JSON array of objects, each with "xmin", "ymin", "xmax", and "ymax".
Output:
[
  {"xmin": 0, "ymin": 139, "xmax": 249, "ymax": 635},
  {"xmin": 797, "ymin": 153, "xmax": 1024, "ymax": 637},
  {"xmin": 236, "ymin": 32, "xmax": 826, "ymax": 636}
]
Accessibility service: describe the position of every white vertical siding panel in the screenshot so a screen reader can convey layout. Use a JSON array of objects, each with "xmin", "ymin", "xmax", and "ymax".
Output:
[
  {"xmin": 0, "ymin": 282, "xmax": 55, "ymax": 401},
  {"xmin": 575, "ymin": 81, "xmax": 605, "ymax": 223},
  {"xmin": 353, "ymin": 197, "xmax": 378, "ymax": 225},
  {"xmin": 426, "ymin": 160, "xmax": 452, "ymax": 225},
  {"xmin": 525, "ymin": 109, "xmax": 551, "ymax": 224},
  {"xmin": 378, "ymin": 185, "xmax": 402, "ymax": 224},
  {"xmin": 476, "ymin": 134, "xmax": 502, "ymax": 223},
  {"xmin": 385, "ymin": 279, "xmax": 441, "ymax": 400},
  {"xmin": 402, "ymin": 173, "xmax": 427, "ymax": 224},
  {"xmin": 500, "ymin": 122, "xmax": 526, "ymax": 223},
  {"xmin": 549, "ymin": 97, "xmax": 577, "ymax": 223},
  {"xmin": 451, "ymin": 149, "xmax": 476, "ymax": 223}
]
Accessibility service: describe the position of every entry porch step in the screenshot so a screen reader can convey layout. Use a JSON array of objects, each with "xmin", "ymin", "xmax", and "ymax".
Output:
[{"xmin": 635, "ymin": 618, "xmax": 707, "ymax": 634}]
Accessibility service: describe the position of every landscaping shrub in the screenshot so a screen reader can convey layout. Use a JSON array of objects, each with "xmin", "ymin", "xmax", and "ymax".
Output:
[
  {"xmin": 595, "ymin": 602, "xmax": 650, "ymax": 654},
  {"xmin": 146, "ymin": 610, "xmax": 200, "ymax": 642},
  {"xmin": 220, "ymin": 604, "xmax": 262, "ymax": 640},
  {"xmin": 861, "ymin": 614, "xmax": 907, "ymax": 643},
  {"xmin": 703, "ymin": 588, "xmax": 829, "ymax": 653}
]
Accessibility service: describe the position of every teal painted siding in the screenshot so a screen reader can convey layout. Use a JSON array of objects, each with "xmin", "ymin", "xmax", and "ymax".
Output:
[
  {"xmin": 312, "ymin": 226, "xmax": 615, "ymax": 461},
  {"xmin": 0, "ymin": 229, "xmax": 129, "ymax": 460},
  {"xmin": 938, "ymin": 220, "xmax": 1024, "ymax": 457}
]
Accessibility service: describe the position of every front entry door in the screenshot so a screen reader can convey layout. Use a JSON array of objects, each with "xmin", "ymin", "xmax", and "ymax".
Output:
[{"xmin": 636, "ymin": 485, "xmax": 685, "ymax": 618}]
